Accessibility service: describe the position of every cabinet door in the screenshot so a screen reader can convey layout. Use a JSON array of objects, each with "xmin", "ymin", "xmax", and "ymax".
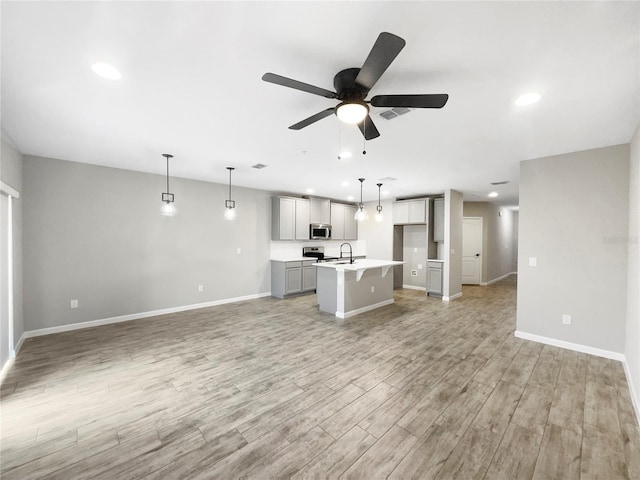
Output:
[
  {"xmin": 285, "ymin": 267, "xmax": 302, "ymax": 294},
  {"xmin": 393, "ymin": 202, "xmax": 409, "ymax": 224},
  {"xmin": 310, "ymin": 198, "xmax": 331, "ymax": 224},
  {"xmin": 302, "ymin": 266, "xmax": 316, "ymax": 291},
  {"xmin": 331, "ymin": 203, "xmax": 345, "ymax": 240},
  {"xmin": 409, "ymin": 200, "xmax": 426, "ymax": 223},
  {"xmin": 279, "ymin": 198, "xmax": 296, "ymax": 240},
  {"xmin": 427, "ymin": 265, "xmax": 443, "ymax": 295},
  {"xmin": 344, "ymin": 205, "xmax": 358, "ymax": 239},
  {"xmin": 295, "ymin": 199, "xmax": 310, "ymax": 241},
  {"xmin": 434, "ymin": 198, "xmax": 444, "ymax": 242}
]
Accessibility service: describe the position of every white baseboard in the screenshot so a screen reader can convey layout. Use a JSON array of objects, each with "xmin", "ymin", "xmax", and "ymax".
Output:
[
  {"xmin": 402, "ymin": 284, "xmax": 426, "ymax": 291},
  {"xmin": 22, "ymin": 292, "xmax": 272, "ymax": 340},
  {"xmin": 442, "ymin": 292, "xmax": 463, "ymax": 302},
  {"xmin": 514, "ymin": 330, "xmax": 625, "ymax": 362},
  {"xmin": 623, "ymin": 359, "xmax": 640, "ymax": 428},
  {"xmin": 337, "ymin": 299, "xmax": 395, "ymax": 319},
  {"xmin": 481, "ymin": 272, "xmax": 517, "ymax": 286}
]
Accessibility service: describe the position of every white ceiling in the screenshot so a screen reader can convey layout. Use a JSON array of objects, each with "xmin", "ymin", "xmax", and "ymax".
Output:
[{"xmin": 2, "ymin": 1, "xmax": 639, "ymax": 205}]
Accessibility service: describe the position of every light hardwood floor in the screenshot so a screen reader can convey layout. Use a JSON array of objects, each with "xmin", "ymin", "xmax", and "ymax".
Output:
[{"xmin": 1, "ymin": 275, "xmax": 638, "ymax": 479}]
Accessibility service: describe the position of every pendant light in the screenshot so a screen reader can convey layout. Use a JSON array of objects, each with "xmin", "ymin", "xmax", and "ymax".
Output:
[
  {"xmin": 224, "ymin": 167, "xmax": 236, "ymax": 220},
  {"xmin": 354, "ymin": 178, "xmax": 368, "ymax": 221},
  {"xmin": 160, "ymin": 153, "xmax": 176, "ymax": 217},
  {"xmin": 375, "ymin": 183, "xmax": 384, "ymax": 222}
]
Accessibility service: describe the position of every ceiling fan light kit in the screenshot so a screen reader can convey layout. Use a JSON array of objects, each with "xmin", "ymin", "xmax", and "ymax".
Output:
[{"xmin": 262, "ymin": 32, "xmax": 449, "ymax": 140}]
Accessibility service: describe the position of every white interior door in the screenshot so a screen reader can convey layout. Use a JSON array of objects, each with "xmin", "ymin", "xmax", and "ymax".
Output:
[{"xmin": 462, "ymin": 217, "xmax": 482, "ymax": 284}]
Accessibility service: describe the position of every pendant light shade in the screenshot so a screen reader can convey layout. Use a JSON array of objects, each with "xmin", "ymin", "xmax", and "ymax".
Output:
[
  {"xmin": 354, "ymin": 178, "xmax": 368, "ymax": 221},
  {"xmin": 375, "ymin": 183, "xmax": 384, "ymax": 222},
  {"xmin": 160, "ymin": 153, "xmax": 176, "ymax": 217},
  {"xmin": 224, "ymin": 167, "xmax": 236, "ymax": 220}
]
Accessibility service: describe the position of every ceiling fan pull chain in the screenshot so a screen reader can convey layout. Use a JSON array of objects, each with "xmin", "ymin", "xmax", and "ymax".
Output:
[
  {"xmin": 362, "ymin": 121, "xmax": 367, "ymax": 155},
  {"xmin": 337, "ymin": 122, "xmax": 342, "ymax": 159}
]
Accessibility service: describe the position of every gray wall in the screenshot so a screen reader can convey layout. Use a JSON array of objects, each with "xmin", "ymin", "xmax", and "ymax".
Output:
[
  {"xmin": 627, "ymin": 123, "xmax": 640, "ymax": 415},
  {"xmin": 512, "ymin": 211, "xmax": 519, "ymax": 272},
  {"xmin": 444, "ymin": 189, "xmax": 463, "ymax": 299},
  {"xmin": 23, "ymin": 155, "xmax": 271, "ymax": 331},
  {"xmin": 0, "ymin": 136, "xmax": 24, "ymax": 368},
  {"xmin": 516, "ymin": 144, "xmax": 630, "ymax": 354},
  {"xmin": 463, "ymin": 202, "xmax": 517, "ymax": 283},
  {"xmin": 402, "ymin": 225, "xmax": 427, "ymax": 289}
]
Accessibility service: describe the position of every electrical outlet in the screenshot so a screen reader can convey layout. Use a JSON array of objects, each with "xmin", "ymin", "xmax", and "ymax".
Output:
[
  {"xmin": 418, "ymin": 264, "xmax": 423, "ymax": 270},
  {"xmin": 562, "ymin": 314, "xmax": 572, "ymax": 325},
  {"xmin": 70, "ymin": 299, "xmax": 78, "ymax": 309},
  {"xmin": 414, "ymin": 247, "xmax": 418, "ymax": 253},
  {"xmin": 529, "ymin": 257, "xmax": 537, "ymax": 267},
  {"xmin": 237, "ymin": 248, "xmax": 241, "ymax": 254},
  {"xmin": 198, "ymin": 285, "xmax": 204, "ymax": 292},
  {"xmin": 371, "ymin": 286, "xmax": 375, "ymax": 293}
]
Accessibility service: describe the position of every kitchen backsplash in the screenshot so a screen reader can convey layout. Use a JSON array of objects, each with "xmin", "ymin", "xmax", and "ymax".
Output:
[{"xmin": 270, "ymin": 240, "xmax": 367, "ymax": 260}]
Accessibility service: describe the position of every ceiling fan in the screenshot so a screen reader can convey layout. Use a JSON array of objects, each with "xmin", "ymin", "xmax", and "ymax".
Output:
[{"xmin": 262, "ymin": 32, "xmax": 449, "ymax": 140}]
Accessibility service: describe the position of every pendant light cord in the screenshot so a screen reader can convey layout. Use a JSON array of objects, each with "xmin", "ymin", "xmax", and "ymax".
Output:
[
  {"xmin": 166, "ymin": 156, "xmax": 170, "ymax": 194},
  {"xmin": 228, "ymin": 168, "xmax": 232, "ymax": 201}
]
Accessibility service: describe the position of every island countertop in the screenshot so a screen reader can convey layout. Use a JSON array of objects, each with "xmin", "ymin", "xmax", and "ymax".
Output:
[{"xmin": 313, "ymin": 259, "xmax": 404, "ymax": 270}]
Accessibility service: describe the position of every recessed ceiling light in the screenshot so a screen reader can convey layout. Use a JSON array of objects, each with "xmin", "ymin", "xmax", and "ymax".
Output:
[
  {"xmin": 338, "ymin": 151, "xmax": 352, "ymax": 159},
  {"xmin": 382, "ymin": 190, "xmax": 390, "ymax": 196},
  {"xmin": 515, "ymin": 92, "xmax": 541, "ymax": 106},
  {"xmin": 306, "ymin": 188, "xmax": 314, "ymax": 194},
  {"xmin": 488, "ymin": 191, "xmax": 499, "ymax": 198},
  {"xmin": 91, "ymin": 62, "xmax": 122, "ymax": 80},
  {"xmin": 347, "ymin": 195, "xmax": 355, "ymax": 201},
  {"xmin": 341, "ymin": 181, "xmax": 350, "ymax": 187}
]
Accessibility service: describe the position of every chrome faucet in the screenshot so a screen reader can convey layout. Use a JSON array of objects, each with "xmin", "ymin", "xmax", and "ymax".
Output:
[{"xmin": 340, "ymin": 243, "xmax": 354, "ymax": 264}]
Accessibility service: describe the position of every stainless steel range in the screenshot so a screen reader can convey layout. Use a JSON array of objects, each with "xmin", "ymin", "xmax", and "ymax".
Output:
[{"xmin": 302, "ymin": 246, "xmax": 339, "ymax": 263}]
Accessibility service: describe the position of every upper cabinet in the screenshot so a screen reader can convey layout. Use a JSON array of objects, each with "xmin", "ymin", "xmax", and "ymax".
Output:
[
  {"xmin": 393, "ymin": 199, "xmax": 427, "ymax": 225},
  {"xmin": 272, "ymin": 196, "xmax": 310, "ymax": 241},
  {"xmin": 433, "ymin": 198, "xmax": 444, "ymax": 242},
  {"xmin": 310, "ymin": 198, "xmax": 331, "ymax": 224},
  {"xmin": 330, "ymin": 202, "xmax": 357, "ymax": 240}
]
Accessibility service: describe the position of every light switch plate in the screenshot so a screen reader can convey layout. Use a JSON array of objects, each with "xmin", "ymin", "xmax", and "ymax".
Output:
[
  {"xmin": 529, "ymin": 257, "xmax": 537, "ymax": 267},
  {"xmin": 70, "ymin": 299, "xmax": 78, "ymax": 309},
  {"xmin": 562, "ymin": 314, "xmax": 572, "ymax": 325}
]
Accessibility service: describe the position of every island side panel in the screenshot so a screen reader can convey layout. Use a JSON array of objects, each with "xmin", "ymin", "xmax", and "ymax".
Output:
[
  {"xmin": 316, "ymin": 266, "xmax": 338, "ymax": 315},
  {"xmin": 342, "ymin": 268, "xmax": 394, "ymax": 316}
]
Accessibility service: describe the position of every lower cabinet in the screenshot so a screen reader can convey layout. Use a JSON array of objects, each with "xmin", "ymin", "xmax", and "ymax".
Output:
[
  {"xmin": 427, "ymin": 261, "xmax": 443, "ymax": 297},
  {"xmin": 271, "ymin": 260, "xmax": 316, "ymax": 299}
]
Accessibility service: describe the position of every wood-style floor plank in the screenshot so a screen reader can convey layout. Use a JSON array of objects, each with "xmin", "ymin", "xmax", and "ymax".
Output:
[{"xmin": 1, "ymin": 275, "xmax": 637, "ymax": 479}]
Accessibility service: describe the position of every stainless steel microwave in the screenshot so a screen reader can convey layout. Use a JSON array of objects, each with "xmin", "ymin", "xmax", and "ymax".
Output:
[{"xmin": 310, "ymin": 223, "xmax": 331, "ymax": 240}]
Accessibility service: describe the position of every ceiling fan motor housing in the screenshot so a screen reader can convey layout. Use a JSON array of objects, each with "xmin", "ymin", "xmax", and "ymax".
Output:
[{"xmin": 334, "ymin": 68, "xmax": 368, "ymax": 101}]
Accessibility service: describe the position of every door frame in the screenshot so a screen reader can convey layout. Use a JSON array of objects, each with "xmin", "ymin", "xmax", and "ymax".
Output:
[
  {"xmin": 462, "ymin": 216, "xmax": 483, "ymax": 285},
  {"xmin": 1, "ymin": 181, "xmax": 19, "ymax": 360}
]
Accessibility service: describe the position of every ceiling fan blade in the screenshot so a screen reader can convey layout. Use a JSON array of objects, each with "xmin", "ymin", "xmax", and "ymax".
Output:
[
  {"xmin": 371, "ymin": 94, "xmax": 449, "ymax": 108},
  {"xmin": 289, "ymin": 108, "xmax": 336, "ymax": 130},
  {"xmin": 262, "ymin": 73, "xmax": 337, "ymax": 99},
  {"xmin": 357, "ymin": 115, "xmax": 380, "ymax": 140},
  {"xmin": 354, "ymin": 32, "xmax": 406, "ymax": 92}
]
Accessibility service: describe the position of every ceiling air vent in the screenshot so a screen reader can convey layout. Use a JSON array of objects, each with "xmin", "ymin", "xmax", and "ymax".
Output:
[
  {"xmin": 252, "ymin": 163, "xmax": 268, "ymax": 169},
  {"xmin": 491, "ymin": 180, "xmax": 510, "ymax": 185},
  {"xmin": 379, "ymin": 177, "xmax": 398, "ymax": 182},
  {"xmin": 379, "ymin": 107, "xmax": 412, "ymax": 120}
]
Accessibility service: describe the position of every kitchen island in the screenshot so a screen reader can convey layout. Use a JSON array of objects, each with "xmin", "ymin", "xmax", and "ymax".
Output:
[{"xmin": 314, "ymin": 259, "xmax": 404, "ymax": 318}]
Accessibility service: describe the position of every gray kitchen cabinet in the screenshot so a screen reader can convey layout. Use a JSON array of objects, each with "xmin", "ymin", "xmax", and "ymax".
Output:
[
  {"xmin": 272, "ymin": 196, "xmax": 310, "ymax": 241},
  {"xmin": 330, "ymin": 202, "xmax": 345, "ymax": 240},
  {"xmin": 433, "ymin": 198, "xmax": 444, "ymax": 242},
  {"xmin": 427, "ymin": 261, "xmax": 443, "ymax": 297},
  {"xmin": 310, "ymin": 198, "xmax": 331, "ymax": 224},
  {"xmin": 393, "ymin": 199, "xmax": 427, "ymax": 224},
  {"xmin": 302, "ymin": 262, "xmax": 316, "ymax": 291},
  {"xmin": 344, "ymin": 205, "xmax": 358, "ymax": 240},
  {"xmin": 271, "ymin": 260, "xmax": 316, "ymax": 298},
  {"xmin": 330, "ymin": 202, "xmax": 357, "ymax": 240}
]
